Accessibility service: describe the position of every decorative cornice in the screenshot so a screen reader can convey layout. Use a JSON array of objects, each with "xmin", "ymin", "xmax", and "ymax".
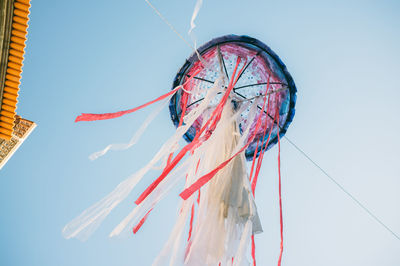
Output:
[
  {"xmin": 0, "ymin": 0, "xmax": 31, "ymax": 141},
  {"xmin": 0, "ymin": 115, "xmax": 35, "ymax": 169}
]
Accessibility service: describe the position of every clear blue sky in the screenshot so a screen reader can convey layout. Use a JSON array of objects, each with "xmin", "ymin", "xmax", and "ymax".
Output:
[{"xmin": 1, "ymin": 0, "xmax": 399, "ymax": 265}]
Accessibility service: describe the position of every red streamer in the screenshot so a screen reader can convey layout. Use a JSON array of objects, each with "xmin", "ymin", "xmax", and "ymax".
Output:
[
  {"xmin": 75, "ymin": 69, "xmax": 201, "ymax": 122},
  {"xmin": 276, "ymin": 112, "xmax": 284, "ymax": 266},
  {"xmin": 136, "ymin": 58, "xmax": 243, "ymax": 205},
  {"xmin": 249, "ymin": 140, "xmax": 259, "ymax": 183},
  {"xmin": 187, "ymin": 203, "xmax": 195, "ymax": 241},
  {"xmin": 166, "ymin": 89, "xmax": 189, "ymax": 178},
  {"xmin": 251, "ymin": 235, "xmax": 256, "ymax": 266},
  {"xmin": 249, "ymin": 78, "xmax": 271, "ymax": 186},
  {"xmin": 180, "ymin": 137, "xmax": 250, "ymax": 200},
  {"xmin": 131, "ymin": 75, "xmax": 196, "ymax": 234},
  {"xmin": 178, "ymin": 91, "xmax": 189, "ymax": 127},
  {"xmin": 135, "ymin": 141, "xmax": 195, "ymax": 204},
  {"xmin": 180, "ymin": 78, "xmax": 270, "ymax": 200},
  {"xmin": 251, "ymin": 110, "xmax": 277, "ymax": 194},
  {"xmin": 132, "ymin": 208, "xmax": 153, "ymax": 234}
]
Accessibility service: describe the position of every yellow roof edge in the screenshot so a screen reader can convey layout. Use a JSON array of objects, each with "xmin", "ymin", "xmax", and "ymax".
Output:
[{"xmin": 0, "ymin": 0, "xmax": 31, "ymax": 140}]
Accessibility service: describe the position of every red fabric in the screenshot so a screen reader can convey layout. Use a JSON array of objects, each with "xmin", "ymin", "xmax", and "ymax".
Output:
[
  {"xmin": 251, "ymin": 108, "xmax": 276, "ymax": 194},
  {"xmin": 179, "ymin": 138, "xmax": 250, "ymax": 200},
  {"xmin": 187, "ymin": 158, "xmax": 201, "ymax": 241},
  {"xmin": 249, "ymin": 140, "xmax": 259, "ymax": 182},
  {"xmin": 251, "ymin": 145, "xmax": 264, "ymax": 195},
  {"xmin": 251, "ymin": 235, "xmax": 256, "ymax": 266},
  {"xmin": 166, "ymin": 91, "xmax": 189, "ymax": 173},
  {"xmin": 132, "ymin": 208, "xmax": 153, "ymax": 234},
  {"xmin": 195, "ymin": 158, "xmax": 201, "ymax": 174},
  {"xmin": 75, "ymin": 69, "xmax": 201, "ymax": 122},
  {"xmin": 135, "ymin": 141, "xmax": 195, "ymax": 204},
  {"xmin": 276, "ymin": 112, "xmax": 284, "ymax": 266},
  {"xmin": 180, "ymin": 79, "xmax": 270, "ymax": 200},
  {"xmin": 178, "ymin": 91, "xmax": 189, "ymax": 127},
  {"xmin": 187, "ymin": 203, "xmax": 195, "ymax": 241},
  {"xmin": 197, "ymin": 190, "xmax": 200, "ymax": 204},
  {"xmin": 75, "ymin": 88, "xmax": 179, "ymax": 122},
  {"xmin": 249, "ymin": 90, "xmax": 273, "ymax": 265},
  {"xmin": 194, "ymin": 57, "xmax": 243, "ymax": 140},
  {"xmin": 250, "ymin": 79, "xmax": 272, "ymax": 194},
  {"xmin": 136, "ymin": 58, "xmax": 243, "ymax": 205},
  {"xmin": 166, "ymin": 152, "xmax": 174, "ymax": 166}
]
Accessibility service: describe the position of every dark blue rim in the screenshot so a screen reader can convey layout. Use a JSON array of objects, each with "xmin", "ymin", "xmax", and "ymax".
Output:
[{"xmin": 169, "ymin": 35, "xmax": 297, "ymax": 160}]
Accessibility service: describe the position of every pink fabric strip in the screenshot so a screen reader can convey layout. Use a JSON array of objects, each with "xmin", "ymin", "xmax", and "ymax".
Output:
[
  {"xmin": 130, "ymin": 72, "xmax": 200, "ymax": 233},
  {"xmin": 135, "ymin": 58, "xmax": 243, "ymax": 205},
  {"xmin": 276, "ymin": 111, "xmax": 284, "ymax": 266},
  {"xmin": 135, "ymin": 142, "xmax": 194, "ymax": 204},
  {"xmin": 75, "ymin": 88, "xmax": 180, "ymax": 122},
  {"xmin": 187, "ymin": 204, "xmax": 195, "ymax": 241},
  {"xmin": 75, "ymin": 69, "xmax": 201, "ymax": 122},
  {"xmin": 179, "ymin": 137, "xmax": 252, "ymax": 200},
  {"xmin": 251, "ymin": 235, "xmax": 256, "ymax": 266},
  {"xmin": 132, "ymin": 208, "xmax": 153, "ymax": 234},
  {"xmin": 179, "ymin": 79, "xmax": 270, "ymax": 200},
  {"xmin": 251, "ymin": 104, "xmax": 276, "ymax": 194},
  {"xmin": 249, "ymin": 78, "xmax": 271, "ymax": 184},
  {"xmin": 249, "ymin": 140, "xmax": 259, "ymax": 183}
]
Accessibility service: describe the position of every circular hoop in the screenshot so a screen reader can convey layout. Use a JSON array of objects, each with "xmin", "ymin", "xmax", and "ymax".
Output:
[{"xmin": 169, "ymin": 35, "xmax": 297, "ymax": 160}]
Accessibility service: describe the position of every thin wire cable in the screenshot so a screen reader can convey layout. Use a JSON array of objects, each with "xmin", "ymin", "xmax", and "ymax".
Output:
[
  {"xmin": 145, "ymin": 0, "xmax": 400, "ymax": 243},
  {"xmin": 283, "ymin": 135, "xmax": 400, "ymax": 241},
  {"xmin": 144, "ymin": 0, "xmax": 195, "ymax": 50}
]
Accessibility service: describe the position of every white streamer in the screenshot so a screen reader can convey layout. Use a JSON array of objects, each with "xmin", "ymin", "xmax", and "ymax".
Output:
[
  {"xmin": 63, "ymin": 77, "xmax": 224, "ymax": 241},
  {"xmin": 188, "ymin": 0, "xmax": 203, "ymax": 35},
  {"xmin": 89, "ymin": 95, "xmax": 171, "ymax": 161}
]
